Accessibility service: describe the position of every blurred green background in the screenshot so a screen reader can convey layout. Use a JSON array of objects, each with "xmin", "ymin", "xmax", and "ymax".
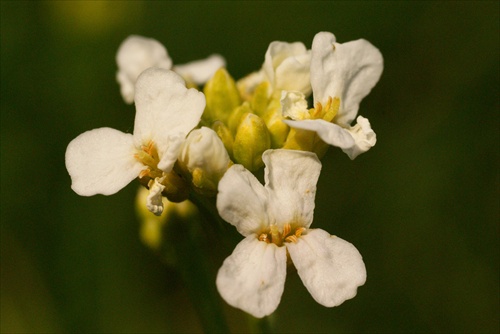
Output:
[{"xmin": 1, "ymin": 1, "xmax": 498, "ymax": 333}]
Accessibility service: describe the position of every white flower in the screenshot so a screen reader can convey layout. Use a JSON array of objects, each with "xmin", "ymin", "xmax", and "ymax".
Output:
[
  {"xmin": 216, "ymin": 149, "xmax": 366, "ymax": 318},
  {"xmin": 66, "ymin": 68, "xmax": 205, "ymax": 215},
  {"xmin": 178, "ymin": 127, "xmax": 231, "ymax": 192},
  {"xmin": 283, "ymin": 31, "xmax": 383, "ymax": 159},
  {"xmin": 116, "ymin": 35, "xmax": 225, "ymax": 104},
  {"xmin": 237, "ymin": 41, "xmax": 311, "ymax": 100}
]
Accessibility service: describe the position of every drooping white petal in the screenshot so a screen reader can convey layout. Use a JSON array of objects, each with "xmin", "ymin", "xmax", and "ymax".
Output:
[
  {"xmin": 173, "ymin": 54, "xmax": 226, "ymax": 85},
  {"xmin": 262, "ymin": 149, "xmax": 321, "ymax": 229},
  {"xmin": 216, "ymin": 235, "xmax": 287, "ymax": 318},
  {"xmin": 146, "ymin": 176, "xmax": 165, "ymax": 216},
  {"xmin": 281, "ymin": 90, "xmax": 310, "ymax": 120},
  {"xmin": 217, "ymin": 164, "xmax": 269, "ymax": 236},
  {"xmin": 287, "ymin": 229, "xmax": 366, "ymax": 307},
  {"xmin": 133, "ymin": 68, "xmax": 205, "ymax": 171},
  {"xmin": 310, "ymin": 32, "xmax": 383, "ymax": 126},
  {"xmin": 263, "ymin": 41, "xmax": 311, "ymax": 96},
  {"xmin": 65, "ymin": 127, "xmax": 144, "ymax": 196},
  {"xmin": 284, "ymin": 119, "xmax": 355, "ymax": 149},
  {"xmin": 341, "ymin": 116, "xmax": 377, "ymax": 160},
  {"xmin": 116, "ymin": 35, "xmax": 173, "ymax": 104}
]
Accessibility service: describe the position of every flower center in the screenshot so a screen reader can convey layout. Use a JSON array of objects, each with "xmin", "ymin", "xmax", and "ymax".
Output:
[
  {"xmin": 310, "ymin": 96, "xmax": 340, "ymax": 122},
  {"xmin": 258, "ymin": 223, "xmax": 306, "ymax": 246},
  {"xmin": 134, "ymin": 140, "xmax": 189, "ymax": 203},
  {"xmin": 135, "ymin": 140, "xmax": 163, "ymax": 179}
]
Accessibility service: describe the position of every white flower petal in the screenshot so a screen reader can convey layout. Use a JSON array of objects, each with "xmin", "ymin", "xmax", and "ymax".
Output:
[
  {"xmin": 311, "ymin": 32, "xmax": 383, "ymax": 126},
  {"xmin": 217, "ymin": 164, "xmax": 269, "ymax": 236},
  {"xmin": 262, "ymin": 149, "xmax": 321, "ymax": 229},
  {"xmin": 342, "ymin": 116, "xmax": 377, "ymax": 160},
  {"xmin": 133, "ymin": 68, "xmax": 205, "ymax": 170},
  {"xmin": 65, "ymin": 127, "xmax": 143, "ymax": 196},
  {"xmin": 116, "ymin": 35, "xmax": 173, "ymax": 104},
  {"xmin": 146, "ymin": 177, "xmax": 165, "ymax": 216},
  {"xmin": 287, "ymin": 229, "xmax": 366, "ymax": 307},
  {"xmin": 284, "ymin": 119, "xmax": 355, "ymax": 149},
  {"xmin": 216, "ymin": 235, "xmax": 287, "ymax": 318},
  {"xmin": 263, "ymin": 41, "xmax": 311, "ymax": 95},
  {"xmin": 274, "ymin": 52, "xmax": 311, "ymax": 95},
  {"xmin": 280, "ymin": 90, "xmax": 310, "ymax": 120},
  {"xmin": 173, "ymin": 54, "xmax": 226, "ymax": 85}
]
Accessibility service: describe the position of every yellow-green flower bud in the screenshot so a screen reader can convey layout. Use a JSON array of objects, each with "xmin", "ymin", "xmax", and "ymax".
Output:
[
  {"xmin": 250, "ymin": 81, "xmax": 270, "ymax": 117},
  {"xmin": 262, "ymin": 98, "xmax": 290, "ymax": 148},
  {"xmin": 212, "ymin": 120, "xmax": 234, "ymax": 158},
  {"xmin": 178, "ymin": 127, "xmax": 231, "ymax": 196},
  {"xmin": 233, "ymin": 113, "xmax": 271, "ymax": 171},
  {"xmin": 228, "ymin": 102, "xmax": 252, "ymax": 135},
  {"xmin": 203, "ymin": 68, "xmax": 241, "ymax": 124}
]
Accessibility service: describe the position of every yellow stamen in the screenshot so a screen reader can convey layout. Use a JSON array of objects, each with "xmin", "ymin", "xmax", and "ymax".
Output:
[
  {"xmin": 259, "ymin": 233, "xmax": 269, "ymax": 243},
  {"xmin": 308, "ymin": 96, "xmax": 340, "ymax": 122},
  {"xmin": 283, "ymin": 223, "xmax": 291, "ymax": 238},
  {"xmin": 311, "ymin": 102, "xmax": 323, "ymax": 119},
  {"xmin": 139, "ymin": 168, "xmax": 151, "ymax": 179},
  {"xmin": 322, "ymin": 96, "xmax": 340, "ymax": 122},
  {"xmin": 295, "ymin": 227, "xmax": 306, "ymax": 237},
  {"xmin": 257, "ymin": 224, "xmax": 307, "ymax": 246}
]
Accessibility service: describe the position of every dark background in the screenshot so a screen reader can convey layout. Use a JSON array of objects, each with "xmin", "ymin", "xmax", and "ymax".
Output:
[{"xmin": 1, "ymin": 1, "xmax": 498, "ymax": 333}]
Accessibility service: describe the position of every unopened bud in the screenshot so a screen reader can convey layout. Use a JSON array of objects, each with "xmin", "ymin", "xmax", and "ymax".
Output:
[
  {"xmin": 178, "ymin": 127, "xmax": 231, "ymax": 195},
  {"xmin": 233, "ymin": 113, "xmax": 271, "ymax": 171},
  {"xmin": 212, "ymin": 121, "xmax": 234, "ymax": 158},
  {"xmin": 228, "ymin": 102, "xmax": 252, "ymax": 135},
  {"xmin": 262, "ymin": 98, "xmax": 290, "ymax": 148},
  {"xmin": 250, "ymin": 81, "xmax": 270, "ymax": 117},
  {"xmin": 203, "ymin": 68, "xmax": 241, "ymax": 124}
]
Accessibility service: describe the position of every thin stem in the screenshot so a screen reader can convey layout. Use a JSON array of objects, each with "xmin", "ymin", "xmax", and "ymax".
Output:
[
  {"xmin": 248, "ymin": 315, "xmax": 274, "ymax": 333},
  {"xmin": 166, "ymin": 208, "xmax": 230, "ymax": 333}
]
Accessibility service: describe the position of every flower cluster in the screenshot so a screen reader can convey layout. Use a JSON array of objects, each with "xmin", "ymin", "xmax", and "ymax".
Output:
[{"xmin": 65, "ymin": 32, "xmax": 383, "ymax": 318}]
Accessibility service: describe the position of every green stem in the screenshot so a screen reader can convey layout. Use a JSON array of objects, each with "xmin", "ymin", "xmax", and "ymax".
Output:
[
  {"xmin": 248, "ymin": 315, "xmax": 274, "ymax": 333},
  {"xmin": 188, "ymin": 190, "xmax": 227, "ymax": 232},
  {"xmin": 167, "ymin": 208, "xmax": 230, "ymax": 333}
]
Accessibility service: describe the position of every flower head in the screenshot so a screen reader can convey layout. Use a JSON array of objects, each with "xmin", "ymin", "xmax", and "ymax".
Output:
[
  {"xmin": 216, "ymin": 149, "xmax": 366, "ymax": 318},
  {"xmin": 283, "ymin": 32, "xmax": 383, "ymax": 159},
  {"xmin": 66, "ymin": 68, "xmax": 205, "ymax": 214}
]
